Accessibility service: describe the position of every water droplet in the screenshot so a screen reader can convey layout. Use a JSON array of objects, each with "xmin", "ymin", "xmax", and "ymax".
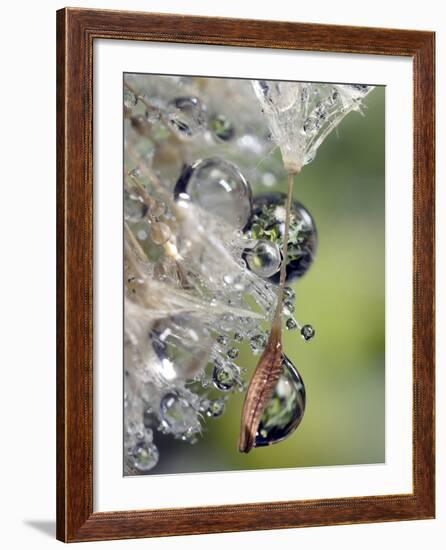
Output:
[
  {"xmin": 151, "ymin": 316, "xmax": 211, "ymax": 381},
  {"xmin": 217, "ymin": 334, "xmax": 229, "ymax": 347},
  {"xmin": 227, "ymin": 348, "xmax": 239, "ymax": 359},
  {"xmin": 284, "ymin": 286, "xmax": 295, "ymax": 301},
  {"xmin": 160, "ymin": 393, "xmax": 201, "ymax": 435},
  {"xmin": 301, "ymin": 324, "xmax": 315, "ymax": 341},
  {"xmin": 250, "ymin": 333, "xmax": 267, "ymax": 353},
  {"xmin": 245, "ymin": 240, "xmax": 281, "ymax": 278},
  {"xmin": 212, "ymin": 362, "xmax": 240, "ymax": 391},
  {"xmin": 233, "ymin": 332, "xmax": 243, "ymax": 342},
  {"xmin": 174, "ymin": 158, "xmax": 253, "ymax": 229},
  {"xmin": 209, "ymin": 114, "xmax": 235, "ymax": 141},
  {"xmin": 286, "ymin": 318, "xmax": 298, "ymax": 331},
  {"xmin": 166, "ymin": 96, "xmax": 206, "ymax": 139},
  {"xmin": 252, "ymin": 80, "xmax": 299, "ymax": 112},
  {"xmin": 131, "ymin": 441, "xmax": 159, "ymax": 472},
  {"xmin": 245, "ymin": 193, "xmax": 317, "ymax": 282},
  {"xmin": 283, "ymin": 300, "xmax": 295, "ymax": 315},
  {"xmin": 206, "ymin": 398, "xmax": 225, "ymax": 417},
  {"xmin": 124, "ymin": 88, "xmax": 138, "ymax": 109},
  {"xmin": 150, "ymin": 221, "xmax": 171, "ymax": 245},
  {"xmin": 255, "ymin": 355, "xmax": 306, "ymax": 447}
]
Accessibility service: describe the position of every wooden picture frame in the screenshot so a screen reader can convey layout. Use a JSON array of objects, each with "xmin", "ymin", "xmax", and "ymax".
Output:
[{"xmin": 56, "ymin": 7, "xmax": 435, "ymax": 542}]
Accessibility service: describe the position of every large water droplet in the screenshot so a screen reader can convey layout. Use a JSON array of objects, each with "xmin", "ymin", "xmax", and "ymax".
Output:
[
  {"xmin": 151, "ymin": 316, "xmax": 211, "ymax": 381},
  {"xmin": 160, "ymin": 393, "xmax": 201, "ymax": 436},
  {"xmin": 165, "ymin": 96, "xmax": 207, "ymax": 139},
  {"xmin": 255, "ymin": 355, "xmax": 306, "ymax": 447},
  {"xmin": 245, "ymin": 240, "xmax": 281, "ymax": 278},
  {"xmin": 252, "ymin": 80, "xmax": 299, "ymax": 112},
  {"xmin": 245, "ymin": 193, "xmax": 317, "ymax": 282},
  {"xmin": 174, "ymin": 158, "xmax": 253, "ymax": 229}
]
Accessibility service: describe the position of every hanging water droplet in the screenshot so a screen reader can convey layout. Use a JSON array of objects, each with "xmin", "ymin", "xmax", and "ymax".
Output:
[
  {"xmin": 130, "ymin": 440, "xmax": 159, "ymax": 472},
  {"xmin": 160, "ymin": 393, "xmax": 201, "ymax": 436},
  {"xmin": 284, "ymin": 286, "xmax": 295, "ymax": 301},
  {"xmin": 206, "ymin": 398, "xmax": 225, "ymax": 417},
  {"xmin": 283, "ymin": 300, "xmax": 295, "ymax": 315},
  {"xmin": 300, "ymin": 324, "xmax": 315, "ymax": 341},
  {"xmin": 255, "ymin": 355, "xmax": 306, "ymax": 447},
  {"xmin": 165, "ymin": 96, "xmax": 207, "ymax": 139},
  {"xmin": 245, "ymin": 240, "xmax": 281, "ymax": 278},
  {"xmin": 250, "ymin": 333, "xmax": 267, "ymax": 354},
  {"xmin": 244, "ymin": 193, "xmax": 317, "ymax": 282},
  {"xmin": 174, "ymin": 158, "xmax": 253, "ymax": 229},
  {"xmin": 151, "ymin": 316, "xmax": 211, "ymax": 381},
  {"xmin": 233, "ymin": 332, "xmax": 243, "ymax": 342},
  {"xmin": 209, "ymin": 114, "xmax": 235, "ymax": 141},
  {"xmin": 212, "ymin": 362, "xmax": 240, "ymax": 391},
  {"xmin": 217, "ymin": 334, "xmax": 229, "ymax": 347},
  {"xmin": 252, "ymin": 80, "xmax": 299, "ymax": 112},
  {"xmin": 286, "ymin": 318, "xmax": 298, "ymax": 331},
  {"xmin": 227, "ymin": 348, "xmax": 239, "ymax": 359}
]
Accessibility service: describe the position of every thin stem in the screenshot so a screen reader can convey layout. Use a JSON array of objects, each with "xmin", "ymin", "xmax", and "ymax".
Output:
[{"xmin": 273, "ymin": 171, "xmax": 296, "ymax": 324}]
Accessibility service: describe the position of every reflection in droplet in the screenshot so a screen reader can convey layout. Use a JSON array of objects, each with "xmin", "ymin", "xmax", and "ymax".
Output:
[
  {"xmin": 212, "ymin": 361, "xmax": 240, "ymax": 391},
  {"xmin": 160, "ymin": 393, "xmax": 201, "ymax": 436},
  {"xmin": 301, "ymin": 324, "xmax": 315, "ymax": 341},
  {"xmin": 151, "ymin": 316, "xmax": 211, "ymax": 381},
  {"xmin": 174, "ymin": 158, "xmax": 253, "ymax": 229},
  {"xmin": 255, "ymin": 355, "xmax": 306, "ymax": 447},
  {"xmin": 245, "ymin": 240, "xmax": 281, "ymax": 278},
  {"xmin": 245, "ymin": 193, "xmax": 317, "ymax": 282},
  {"xmin": 130, "ymin": 440, "xmax": 159, "ymax": 472}
]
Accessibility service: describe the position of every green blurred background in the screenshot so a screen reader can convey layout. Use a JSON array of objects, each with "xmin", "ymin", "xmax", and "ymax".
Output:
[{"xmin": 151, "ymin": 86, "xmax": 385, "ymax": 474}]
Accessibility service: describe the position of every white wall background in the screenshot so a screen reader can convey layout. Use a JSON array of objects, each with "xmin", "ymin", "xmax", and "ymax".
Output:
[{"xmin": 0, "ymin": 1, "xmax": 443, "ymax": 548}]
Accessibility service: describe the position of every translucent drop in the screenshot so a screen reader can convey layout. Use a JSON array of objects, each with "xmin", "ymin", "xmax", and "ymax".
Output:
[
  {"xmin": 151, "ymin": 316, "xmax": 211, "ymax": 381},
  {"xmin": 286, "ymin": 318, "xmax": 298, "ymax": 331},
  {"xmin": 209, "ymin": 114, "xmax": 235, "ymax": 141},
  {"xmin": 250, "ymin": 333, "xmax": 267, "ymax": 353},
  {"xmin": 255, "ymin": 355, "xmax": 306, "ymax": 447},
  {"xmin": 212, "ymin": 362, "xmax": 240, "ymax": 391},
  {"xmin": 131, "ymin": 441, "xmax": 159, "ymax": 472},
  {"xmin": 245, "ymin": 240, "xmax": 281, "ymax": 278},
  {"xmin": 252, "ymin": 80, "xmax": 299, "ymax": 112},
  {"xmin": 227, "ymin": 348, "xmax": 239, "ymax": 359},
  {"xmin": 160, "ymin": 393, "xmax": 201, "ymax": 435},
  {"xmin": 206, "ymin": 398, "xmax": 225, "ymax": 417},
  {"xmin": 174, "ymin": 158, "xmax": 253, "ymax": 229},
  {"xmin": 245, "ymin": 193, "xmax": 318, "ymax": 282},
  {"xmin": 301, "ymin": 324, "xmax": 315, "ymax": 341},
  {"xmin": 165, "ymin": 96, "xmax": 206, "ymax": 139}
]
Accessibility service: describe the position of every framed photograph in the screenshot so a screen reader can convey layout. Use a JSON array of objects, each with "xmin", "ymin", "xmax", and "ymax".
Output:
[{"xmin": 56, "ymin": 7, "xmax": 435, "ymax": 542}]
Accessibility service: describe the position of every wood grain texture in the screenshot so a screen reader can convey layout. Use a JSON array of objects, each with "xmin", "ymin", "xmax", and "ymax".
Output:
[{"xmin": 56, "ymin": 7, "xmax": 435, "ymax": 542}]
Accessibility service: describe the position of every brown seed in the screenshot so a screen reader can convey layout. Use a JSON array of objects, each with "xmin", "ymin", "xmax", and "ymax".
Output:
[{"xmin": 238, "ymin": 319, "xmax": 283, "ymax": 453}]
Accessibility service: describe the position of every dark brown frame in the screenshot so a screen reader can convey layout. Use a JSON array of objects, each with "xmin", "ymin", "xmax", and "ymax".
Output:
[{"xmin": 56, "ymin": 7, "xmax": 435, "ymax": 542}]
